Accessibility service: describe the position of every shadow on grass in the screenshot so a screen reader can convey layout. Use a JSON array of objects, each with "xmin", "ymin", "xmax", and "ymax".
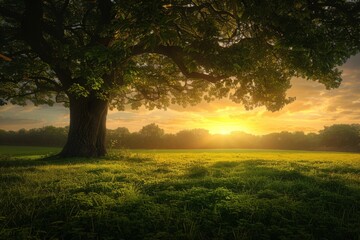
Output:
[
  {"xmin": 321, "ymin": 165, "xmax": 360, "ymax": 175},
  {"xmin": 145, "ymin": 160, "xmax": 359, "ymax": 197},
  {"xmin": 141, "ymin": 161, "xmax": 360, "ymax": 239},
  {"xmin": 0, "ymin": 155, "xmax": 95, "ymax": 168},
  {"xmin": 1, "ymin": 157, "xmax": 359, "ymax": 240},
  {"xmin": 0, "ymin": 154, "xmax": 153, "ymax": 168}
]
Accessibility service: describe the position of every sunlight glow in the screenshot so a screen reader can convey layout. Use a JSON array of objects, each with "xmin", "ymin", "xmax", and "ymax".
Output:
[
  {"xmin": 207, "ymin": 124, "xmax": 250, "ymax": 135},
  {"xmin": 184, "ymin": 114, "xmax": 254, "ymax": 135},
  {"xmin": 217, "ymin": 129, "xmax": 232, "ymax": 135}
]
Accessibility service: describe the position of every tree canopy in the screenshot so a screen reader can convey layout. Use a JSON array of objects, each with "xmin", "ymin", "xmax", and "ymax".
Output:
[{"xmin": 0, "ymin": 0, "xmax": 359, "ymax": 157}]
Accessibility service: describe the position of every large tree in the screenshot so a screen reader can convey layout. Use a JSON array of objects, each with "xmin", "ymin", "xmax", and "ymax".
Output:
[{"xmin": 0, "ymin": 0, "xmax": 359, "ymax": 157}]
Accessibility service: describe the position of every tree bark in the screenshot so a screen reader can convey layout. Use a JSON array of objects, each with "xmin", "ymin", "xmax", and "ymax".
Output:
[{"xmin": 59, "ymin": 95, "xmax": 108, "ymax": 157}]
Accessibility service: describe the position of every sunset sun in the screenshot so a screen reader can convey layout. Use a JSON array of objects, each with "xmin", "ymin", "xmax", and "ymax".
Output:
[
  {"xmin": 217, "ymin": 129, "xmax": 232, "ymax": 135},
  {"xmin": 207, "ymin": 124, "xmax": 249, "ymax": 135}
]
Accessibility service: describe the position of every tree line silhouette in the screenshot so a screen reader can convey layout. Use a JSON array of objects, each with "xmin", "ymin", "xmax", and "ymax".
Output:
[{"xmin": 0, "ymin": 124, "xmax": 359, "ymax": 152}]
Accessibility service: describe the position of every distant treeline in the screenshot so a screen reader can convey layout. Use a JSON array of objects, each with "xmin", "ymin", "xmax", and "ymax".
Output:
[{"xmin": 1, "ymin": 124, "xmax": 360, "ymax": 152}]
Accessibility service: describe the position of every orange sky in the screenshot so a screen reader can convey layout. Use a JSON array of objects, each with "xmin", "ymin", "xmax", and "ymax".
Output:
[{"xmin": 0, "ymin": 55, "xmax": 359, "ymax": 135}]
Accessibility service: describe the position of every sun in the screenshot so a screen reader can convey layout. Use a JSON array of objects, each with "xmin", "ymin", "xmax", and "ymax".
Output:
[
  {"xmin": 208, "ymin": 125, "xmax": 247, "ymax": 135},
  {"xmin": 217, "ymin": 129, "xmax": 233, "ymax": 135},
  {"xmin": 188, "ymin": 115, "xmax": 253, "ymax": 135}
]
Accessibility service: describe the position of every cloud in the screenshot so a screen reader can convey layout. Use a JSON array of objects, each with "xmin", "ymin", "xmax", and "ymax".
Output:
[
  {"xmin": 342, "ymin": 54, "xmax": 360, "ymax": 70},
  {"xmin": 168, "ymin": 99, "xmax": 240, "ymax": 113},
  {"xmin": 0, "ymin": 116, "xmax": 42, "ymax": 125},
  {"xmin": 0, "ymin": 105, "xmax": 15, "ymax": 113}
]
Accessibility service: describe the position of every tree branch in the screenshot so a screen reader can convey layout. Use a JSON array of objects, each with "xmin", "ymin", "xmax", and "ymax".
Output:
[
  {"xmin": 131, "ymin": 45, "xmax": 226, "ymax": 83},
  {"xmin": 21, "ymin": 0, "xmax": 53, "ymax": 63},
  {"xmin": 55, "ymin": 92, "xmax": 69, "ymax": 104},
  {"xmin": 5, "ymin": 89, "xmax": 52, "ymax": 100},
  {"xmin": 28, "ymin": 76, "xmax": 63, "ymax": 89},
  {"xmin": 60, "ymin": 0, "xmax": 70, "ymax": 15},
  {"xmin": 0, "ymin": 53, "xmax": 12, "ymax": 62},
  {"xmin": 0, "ymin": 7, "xmax": 22, "ymax": 20}
]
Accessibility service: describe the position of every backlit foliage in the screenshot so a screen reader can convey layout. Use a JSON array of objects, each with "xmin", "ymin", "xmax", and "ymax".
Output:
[{"xmin": 0, "ymin": 0, "xmax": 359, "ymax": 111}]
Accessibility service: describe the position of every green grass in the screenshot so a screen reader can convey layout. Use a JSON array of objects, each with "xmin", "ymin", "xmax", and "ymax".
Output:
[
  {"xmin": 0, "ymin": 145, "xmax": 60, "ymax": 157},
  {"xmin": 0, "ymin": 146, "xmax": 359, "ymax": 239}
]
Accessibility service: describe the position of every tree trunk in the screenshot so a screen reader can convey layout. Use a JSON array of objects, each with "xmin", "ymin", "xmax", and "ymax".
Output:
[{"xmin": 59, "ymin": 95, "xmax": 108, "ymax": 157}]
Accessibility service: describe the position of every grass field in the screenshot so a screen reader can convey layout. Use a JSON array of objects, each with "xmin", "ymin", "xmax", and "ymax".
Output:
[{"xmin": 0, "ymin": 146, "xmax": 359, "ymax": 239}]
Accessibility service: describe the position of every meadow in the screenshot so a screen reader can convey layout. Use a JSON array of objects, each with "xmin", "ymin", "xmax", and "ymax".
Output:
[{"xmin": 0, "ymin": 146, "xmax": 359, "ymax": 239}]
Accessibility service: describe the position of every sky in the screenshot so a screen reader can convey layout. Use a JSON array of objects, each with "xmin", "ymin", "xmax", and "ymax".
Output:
[{"xmin": 0, "ymin": 54, "xmax": 359, "ymax": 135}]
